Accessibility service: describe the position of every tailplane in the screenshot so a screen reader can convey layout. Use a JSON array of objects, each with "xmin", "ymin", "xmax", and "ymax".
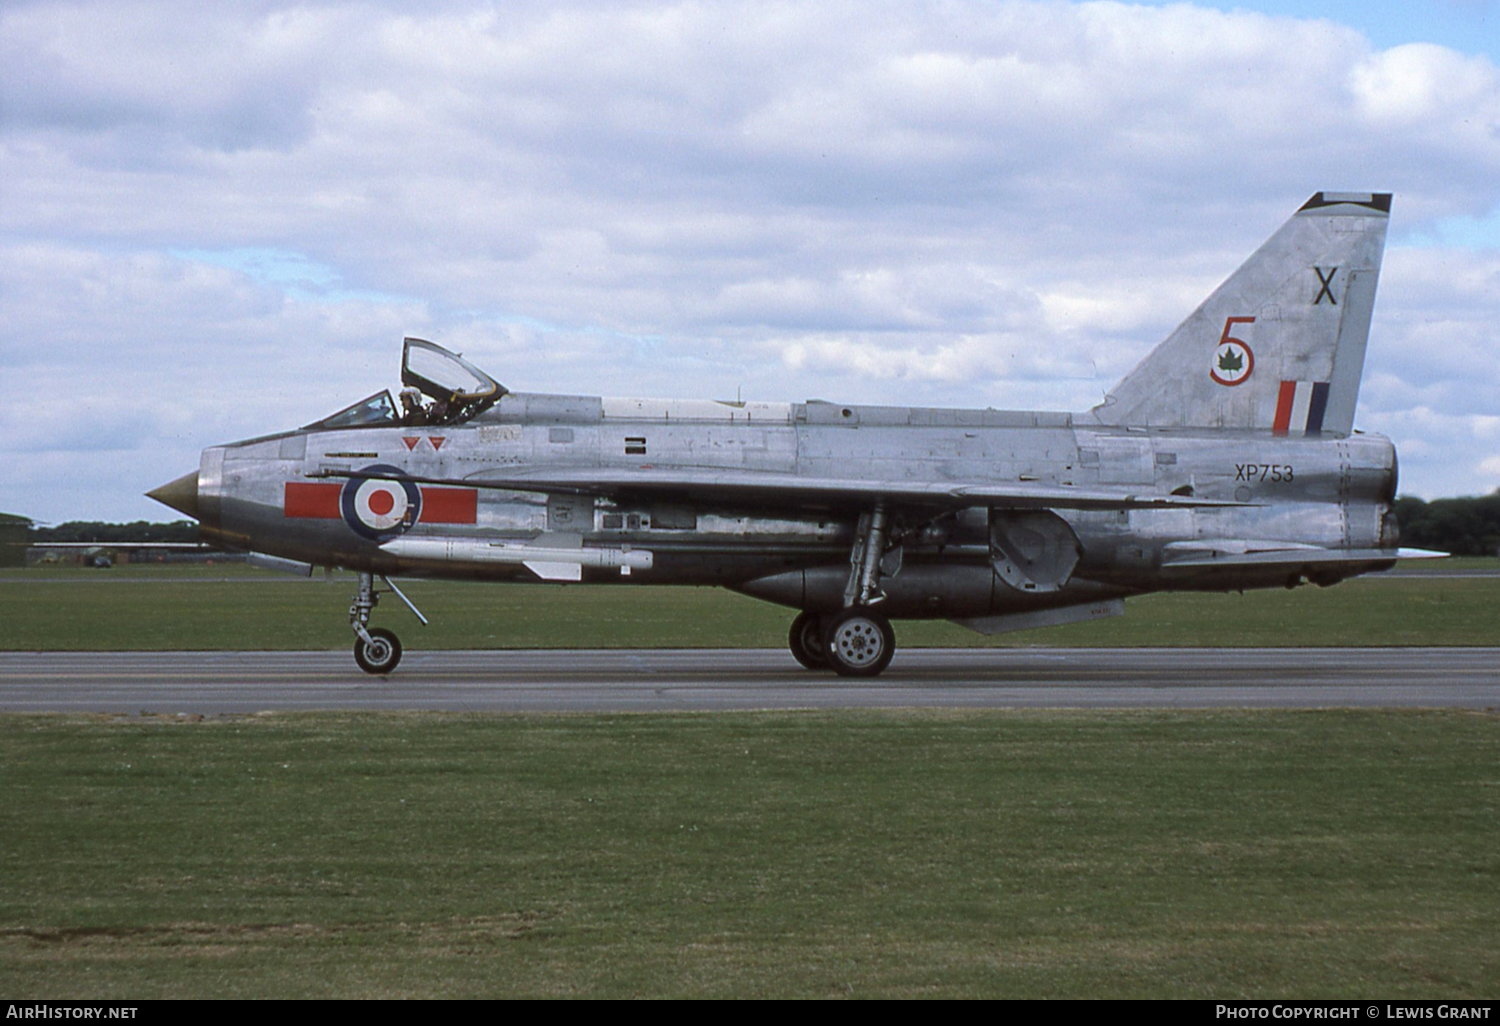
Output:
[{"xmin": 1091, "ymin": 192, "xmax": 1390, "ymax": 435}]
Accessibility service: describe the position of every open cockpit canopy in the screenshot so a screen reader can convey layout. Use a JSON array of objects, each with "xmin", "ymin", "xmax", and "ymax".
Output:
[
  {"xmin": 304, "ymin": 337, "xmax": 507, "ymax": 430},
  {"xmin": 401, "ymin": 337, "xmax": 506, "ymax": 418}
]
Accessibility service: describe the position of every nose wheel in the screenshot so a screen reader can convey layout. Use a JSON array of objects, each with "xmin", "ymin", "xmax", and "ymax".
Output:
[
  {"xmin": 354, "ymin": 627, "xmax": 402, "ymax": 674},
  {"xmin": 348, "ymin": 572, "xmax": 426, "ymax": 675}
]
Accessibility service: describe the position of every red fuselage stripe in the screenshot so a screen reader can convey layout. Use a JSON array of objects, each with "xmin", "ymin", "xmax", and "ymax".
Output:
[
  {"xmin": 283, "ymin": 482, "xmax": 342, "ymax": 518},
  {"xmin": 416, "ymin": 487, "xmax": 478, "ymax": 524}
]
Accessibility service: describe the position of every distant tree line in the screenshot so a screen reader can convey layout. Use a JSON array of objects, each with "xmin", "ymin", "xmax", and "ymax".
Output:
[
  {"xmin": 1393, "ymin": 493, "xmax": 1500, "ymax": 556},
  {"xmin": 31, "ymin": 520, "xmax": 199, "ymax": 544}
]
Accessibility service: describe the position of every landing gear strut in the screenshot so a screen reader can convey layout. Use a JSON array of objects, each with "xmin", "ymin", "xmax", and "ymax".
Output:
[
  {"xmin": 348, "ymin": 572, "xmax": 428, "ymax": 675},
  {"xmin": 789, "ymin": 502, "xmax": 901, "ymax": 677},
  {"xmin": 827, "ymin": 502, "xmax": 899, "ymax": 676}
]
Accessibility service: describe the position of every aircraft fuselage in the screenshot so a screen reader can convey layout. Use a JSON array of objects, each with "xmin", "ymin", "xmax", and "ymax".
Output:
[{"xmin": 188, "ymin": 392, "xmax": 1398, "ymax": 621}]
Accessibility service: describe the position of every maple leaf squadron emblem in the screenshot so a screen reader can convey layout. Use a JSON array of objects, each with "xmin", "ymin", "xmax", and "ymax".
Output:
[
  {"xmin": 1211, "ymin": 341, "xmax": 1253, "ymax": 385},
  {"xmin": 1210, "ymin": 316, "xmax": 1256, "ymax": 386}
]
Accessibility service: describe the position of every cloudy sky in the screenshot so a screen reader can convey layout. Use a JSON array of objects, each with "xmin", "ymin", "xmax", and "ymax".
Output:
[{"xmin": 3, "ymin": 0, "xmax": 1498, "ymax": 523}]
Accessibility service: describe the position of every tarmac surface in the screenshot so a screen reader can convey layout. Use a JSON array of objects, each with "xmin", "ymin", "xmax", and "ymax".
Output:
[{"xmin": 1, "ymin": 647, "xmax": 1496, "ymax": 713}]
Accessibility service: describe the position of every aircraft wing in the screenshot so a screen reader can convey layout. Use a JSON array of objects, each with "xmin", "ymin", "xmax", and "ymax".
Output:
[{"xmin": 310, "ymin": 465, "xmax": 1247, "ymax": 512}]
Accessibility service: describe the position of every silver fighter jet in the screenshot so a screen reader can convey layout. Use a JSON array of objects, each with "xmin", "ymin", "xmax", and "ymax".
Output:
[{"xmin": 149, "ymin": 191, "xmax": 1438, "ymax": 676}]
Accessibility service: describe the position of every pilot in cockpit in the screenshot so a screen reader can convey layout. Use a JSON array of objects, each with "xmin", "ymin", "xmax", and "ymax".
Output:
[{"xmin": 399, "ymin": 387, "xmax": 429, "ymax": 426}]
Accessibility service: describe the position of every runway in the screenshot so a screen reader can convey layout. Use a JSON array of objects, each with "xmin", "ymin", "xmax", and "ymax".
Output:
[{"xmin": 1, "ymin": 648, "xmax": 1496, "ymax": 713}]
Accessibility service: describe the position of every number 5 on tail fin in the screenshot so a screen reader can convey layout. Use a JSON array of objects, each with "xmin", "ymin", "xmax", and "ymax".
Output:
[{"xmin": 1090, "ymin": 192, "xmax": 1391, "ymax": 436}]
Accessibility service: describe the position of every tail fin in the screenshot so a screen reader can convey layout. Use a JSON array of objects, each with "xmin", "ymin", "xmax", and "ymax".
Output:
[{"xmin": 1091, "ymin": 192, "xmax": 1390, "ymax": 435}]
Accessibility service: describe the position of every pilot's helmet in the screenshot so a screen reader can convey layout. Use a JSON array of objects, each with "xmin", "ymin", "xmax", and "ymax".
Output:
[{"xmin": 399, "ymin": 387, "xmax": 421, "ymax": 404}]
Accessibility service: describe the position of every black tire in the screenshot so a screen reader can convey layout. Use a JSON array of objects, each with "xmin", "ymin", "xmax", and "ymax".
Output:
[
  {"xmin": 823, "ymin": 608, "xmax": 895, "ymax": 678},
  {"xmin": 354, "ymin": 627, "xmax": 402, "ymax": 675},
  {"xmin": 788, "ymin": 611, "xmax": 828, "ymax": 670}
]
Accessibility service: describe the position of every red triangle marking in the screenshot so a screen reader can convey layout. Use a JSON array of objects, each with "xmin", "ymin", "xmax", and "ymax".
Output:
[
  {"xmin": 428, "ymin": 436, "xmax": 446, "ymax": 450},
  {"xmin": 402, "ymin": 437, "xmax": 421, "ymax": 450}
]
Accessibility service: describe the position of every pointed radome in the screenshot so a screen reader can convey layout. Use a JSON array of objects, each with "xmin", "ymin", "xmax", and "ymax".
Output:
[{"xmin": 147, "ymin": 471, "xmax": 201, "ymax": 521}]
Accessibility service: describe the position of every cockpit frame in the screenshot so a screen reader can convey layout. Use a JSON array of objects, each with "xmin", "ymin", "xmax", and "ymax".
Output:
[{"xmin": 303, "ymin": 337, "xmax": 508, "ymax": 430}]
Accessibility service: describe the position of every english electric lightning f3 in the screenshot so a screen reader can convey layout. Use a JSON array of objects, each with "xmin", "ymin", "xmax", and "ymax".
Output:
[{"xmin": 150, "ymin": 192, "xmax": 1437, "ymax": 676}]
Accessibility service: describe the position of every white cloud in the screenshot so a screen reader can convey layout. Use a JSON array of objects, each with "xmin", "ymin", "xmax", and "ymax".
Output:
[{"xmin": 1350, "ymin": 42, "xmax": 1500, "ymax": 129}]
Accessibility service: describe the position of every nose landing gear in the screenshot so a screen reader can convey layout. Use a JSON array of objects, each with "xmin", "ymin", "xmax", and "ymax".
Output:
[{"xmin": 349, "ymin": 572, "xmax": 428, "ymax": 675}]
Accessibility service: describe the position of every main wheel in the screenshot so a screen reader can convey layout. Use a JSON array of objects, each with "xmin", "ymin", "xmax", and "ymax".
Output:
[
  {"xmin": 823, "ymin": 608, "xmax": 895, "ymax": 678},
  {"xmin": 354, "ymin": 627, "xmax": 402, "ymax": 675},
  {"xmin": 788, "ymin": 611, "xmax": 828, "ymax": 670}
]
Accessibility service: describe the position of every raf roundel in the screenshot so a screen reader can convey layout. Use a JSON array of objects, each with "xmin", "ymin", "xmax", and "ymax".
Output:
[{"xmin": 340, "ymin": 464, "xmax": 422, "ymax": 540}]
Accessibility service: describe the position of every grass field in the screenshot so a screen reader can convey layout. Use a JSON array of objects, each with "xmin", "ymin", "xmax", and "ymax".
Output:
[
  {"xmin": 1, "ymin": 709, "xmax": 1495, "ymax": 999},
  {"xmin": 3, "ymin": 561, "xmax": 1499, "ymax": 650},
  {"xmin": 3, "ymin": 565, "xmax": 1496, "ymax": 998}
]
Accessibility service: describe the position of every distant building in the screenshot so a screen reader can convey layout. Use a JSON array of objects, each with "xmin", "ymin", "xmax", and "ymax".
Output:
[{"xmin": 0, "ymin": 513, "xmax": 33, "ymax": 568}]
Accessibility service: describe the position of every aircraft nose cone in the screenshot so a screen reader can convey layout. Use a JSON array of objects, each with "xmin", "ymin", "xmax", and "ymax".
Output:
[{"xmin": 147, "ymin": 471, "xmax": 201, "ymax": 521}]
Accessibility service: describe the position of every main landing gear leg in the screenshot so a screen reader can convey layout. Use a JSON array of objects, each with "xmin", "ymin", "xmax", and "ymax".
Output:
[
  {"xmin": 349, "ymin": 572, "xmax": 428, "ymax": 675},
  {"xmin": 823, "ymin": 503, "xmax": 896, "ymax": 678},
  {"xmin": 843, "ymin": 505, "xmax": 891, "ymax": 608}
]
